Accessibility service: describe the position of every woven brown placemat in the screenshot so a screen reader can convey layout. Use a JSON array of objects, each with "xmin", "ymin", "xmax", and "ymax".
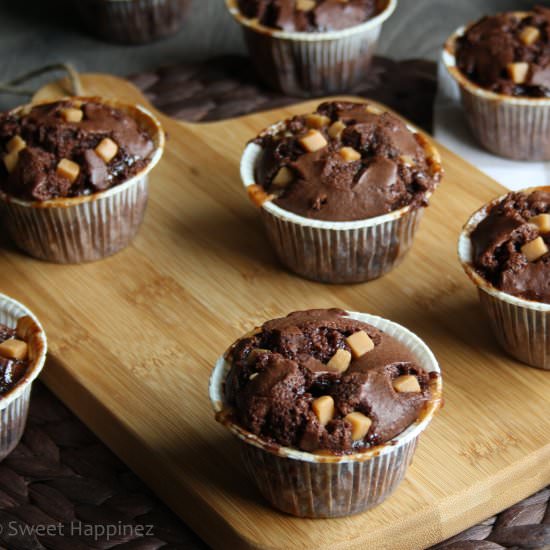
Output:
[{"xmin": 1, "ymin": 56, "xmax": 547, "ymax": 549}]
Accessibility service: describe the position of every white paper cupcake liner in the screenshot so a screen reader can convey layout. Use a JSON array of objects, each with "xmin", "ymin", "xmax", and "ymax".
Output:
[
  {"xmin": 443, "ymin": 22, "xmax": 550, "ymax": 161},
  {"xmin": 0, "ymin": 98, "xmax": 165, "ymax": 264},
  {"xmin": 240, "ymin": 119, "xmax": 442, "ymax": 284},
  {"xmin": 77, "ymin": 0, "xmax": 191, "ymax": 44},
  {"xmin": 209, "ymin": 311, "xmax": 442, "ymax": 518},
  {"xmin": 0, "ymin": 294, "xmax": 47, "ymax": 461},
  {"xmin": 458, "ymin": 188, "xmax": 550, "ymax": 370},
  {"xmin": 226, "ymin": 0, "xmax": 396, "ymax": 97}
]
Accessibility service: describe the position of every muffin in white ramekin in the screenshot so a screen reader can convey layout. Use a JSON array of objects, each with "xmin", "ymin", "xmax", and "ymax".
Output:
[{"xmin": 210, "ymin": 310, "xmax": 442, "ymax": 518}]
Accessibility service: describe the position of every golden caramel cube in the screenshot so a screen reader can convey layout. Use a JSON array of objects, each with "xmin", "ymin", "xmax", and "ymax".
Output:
[
  {"xmin": 95, "ymin": 137, "xmax": 119, "ymax": 163},
  {"xmin": 393, "ymin": 374, "xmax": 421, "ymax": 393},
  {"xmin": 272, "ymin": 166, "xmax": 293, "ymax": 188},
  {"xmin": 247, "ymin": 183, "xmax": 274, "ymax": 207},
  {"xmin": 519, "ymin": 26, "xmax": 540, "ymax": 45},
  {"xmin": 312, "ymin": 395, "xmax": 335, "ymax": 426},
  {"xmin": 339, "ymin": 147, "xmax": 361, "ymax": 162},
  {"xmin": 521, "ymin": 236, "xmax": 548, "ymax": 262},
  {"xmin": 56, "ymin": 159, "xmax": 80, "ymax": 183},
  {"xmin": 299, "ymin": 129, "xmax": 327, "ymax": 153},
  {"xmin": 400, "ymin": 154, "xmax": 415, "ymax": 166},
  {"xmin": 3, "ymin": 151, "xmax": 19, "ymax": 173},
  {"xmin": 16, "ymin": 316, "xmax": 35, "ymax": 341},
  {"xmin": 61, "ymin": 107, "xmax": 84, "ymax": 123},
  {"xmin": 0, "ymin": 338, "xmax": 28, "ymax": 361},
  {"xmin": 344, "ymin": 412, "xmax": 372, "ymax": 441},
  {"xmin": 346, "ymin": 330, "xmax": 374, "ymax": 358},
  {"xmin": 507, "ymin": 62, "xmax": 529, "ymax": 84},
  {"xmin": 328, "ymin": 120, "xmax": 346, "ymax": 139},
  {"xmin": 305, "ymin": 114, "xmax": 330, "ymax": 129},
  {"xmin": 7, "ymin": 135, "xmax": 26, "ymax": 154},
  {"xmin": 529, "ymin": 213, "xmax": 550, "ymax": 233},
  {"xmin": 296, "ymin": 0, "xmax": 315, "ymax": 10},
  {"xmin": 326, "ymin": 348, "xmax": 352, "ymax": 373}
]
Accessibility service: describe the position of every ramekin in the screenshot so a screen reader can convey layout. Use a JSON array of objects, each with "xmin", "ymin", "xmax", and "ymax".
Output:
[
  {"xmin": 209, "ymin": 311, "xmax": 442, "ymax": 518},
  {"xmin": 0, "ymin": 293, "xmax": 47, "ymax": 461},
  {"xmin": 443, "ymin": 18, "xmax": 550, "ymax": 161},
  {"xmin": 76, "ymin": 0, "xmax": 191, "ymax": 44},
  {"xmin": 241, "ymin": 112, "xmax": 443, "ymax": 284},
  {"xmin": 225, "ymin": 0, "xmax": 397, "ymax": 97},
  {"xmin": 458, "ymin": 186, "xmax": 550, "ymax": 370},
  {"xmin": 0, "ymin": 97, "xmax": 165, "ymax": 264}
]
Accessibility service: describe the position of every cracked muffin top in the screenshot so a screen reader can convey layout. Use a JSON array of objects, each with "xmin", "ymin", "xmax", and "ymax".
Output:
[
  {"xmin": 0, "ymin": 98, "xmax": 155, "ymax": 201},
  {"xmin": 250, "ymin": 101, "xmax": 442, "ymax": 221},
  {"xmin": 470, "ymin": 189, "xmax": 550, "ymax": 303},
  {"xmin": 223, "ymin": 308, "xmax": 433, "ymax": 454}
]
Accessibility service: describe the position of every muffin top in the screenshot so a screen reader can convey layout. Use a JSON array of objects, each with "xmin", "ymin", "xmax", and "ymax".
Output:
[
  {"xmin": 237, "ymin": 0, "xmax": 378, "ymax": 32},
  {"xmin": 471, "ymin": 190, "xmax": 550, "ymax": 303},
  {"xmin": 455, "ymin": 6, "xmax": 550, "ymax": 97},
  {"xmin": 252, "ymin": 101, "xmax": 441, "ymax": 221},
  {"xmin": 224, "ymin": 309, "xmax": 432, "ymax": 454},
  {"xmin": 0, "ymin": 99, "xmax": 155, "ymax": 201},
  {"xmin": 0, "ymin": 317, "xmax": 33, "ymax": 395}
]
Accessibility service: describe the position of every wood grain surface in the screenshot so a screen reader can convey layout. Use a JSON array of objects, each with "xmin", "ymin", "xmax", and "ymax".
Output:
[{"xmin": 1, "ymin": 74, "xmax": 546, "ymax": 550}]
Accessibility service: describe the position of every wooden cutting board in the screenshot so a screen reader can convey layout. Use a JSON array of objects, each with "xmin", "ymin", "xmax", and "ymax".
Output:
[{"xmin": 2, "ymin": 74, "xmax": 547, "ymax": 550}]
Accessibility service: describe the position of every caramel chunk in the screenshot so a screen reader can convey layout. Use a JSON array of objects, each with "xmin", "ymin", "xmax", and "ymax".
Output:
[
  {"xmin": 312, "ymin": 395, "xmax": 335, "ymax": 426},
  {"xmin": 326, "ymin": 348, "xmax": 351, "ymax": 373},
  {"xmin": 305, "ymin": 114, "xmax": 330, "ymax": 129},
  {"xmin": 296, "ymin": 0, "xmax": 315, "ymax": 10},
  {"xmin": 344, "ymin": 412, "xmax": 372, "ymax": 441},
  {"xmin": 61, "ymin": 108, "xmax": 84, "ymax": 123},
  {"xmin": 3, "ymin": 151, "xmax": 19, "ymax": 173},
  {"xmin": 346, "ymin": 330, "xmax": 374, "ymax": 358},
  {"xmin": 299, "ymin": 129, "xmax": 327, "ymax": 153},
  {"xmin": 328, "ymin": 120, "xmax": 346, "ymax": 139},
  {"xmin": 95, "ymin": 137, "xmax": 118, "ymax": 164},
  {"xmin": 400, "ymin": 154, "xmax": 415, "ymax": 166},
  {"xmin": 392, "ymin": 374, "xmax": 421, "ymax": 393},
  {"xmin": 7, "ymin": 135, "xmax": 26, "ymax": 154},
  {"xmin": 272, "ymin": 166, "xmax": 293, "ymax": 188},
  {"xmin": 529, "ymin": 213, "xmax": 550, "ymax": 233},
  {"xmin": 519, "ymin": 26, "xmax": 540, "ymax": 46},
  {"xmin": 56, "ymin": 159, "xmax": 80, "ymax": 183},
  {"xmin": 507, "ymin": 62, "xmax": 529, "ymax": 84},
  {"xmin": 16, "ymin": 316, "xmax": 35, "ymax": 341},
  {"xmin": 521, "ymin": 236, "xmax": 548, "ymax": 262},
  {"xmin": 339, "ymin": 147, "xmax": 361, "ymax": 162},
  {"xmin": 0, "ymin": 338, "xmax": 28, "ymax": 361}
]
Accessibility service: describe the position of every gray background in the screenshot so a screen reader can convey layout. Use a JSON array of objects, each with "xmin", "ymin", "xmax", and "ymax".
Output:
[{"xmin": 0, "ymin": 0, "xmax": 547, "ymax": 111}]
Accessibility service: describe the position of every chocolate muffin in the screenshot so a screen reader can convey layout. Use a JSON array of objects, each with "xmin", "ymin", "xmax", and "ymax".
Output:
[
  {"xmin": 226, "ymin": 0, "xmax": 396, "ymax": 96},
  {"xmin": 0, "ymin": 99, "xmax": 155, "ymax": 201},
  {"xmin": 237, "ymin": 0, "xmax": 379, "ymax": 32},
  {"xmin": 251, "ymin": 101, "xmax": 442, "ymax": 222},
  {"xmin": 0, "ymin": 317, "xmax": 34, "ymax": 395},
  {"xmin": 456, "ymin": 6, "xmax": 550, "ymax": 98},
  {"xmin": 470, "ymin": 189, "xmax": 550, "ymax": 303},
  {"xmin": 0, "ymin": 97, "xmax": 164, "ymax": 264},
  {"xmin": 224, "ymin": 308, "xmax": 432, "ymax": 454}
]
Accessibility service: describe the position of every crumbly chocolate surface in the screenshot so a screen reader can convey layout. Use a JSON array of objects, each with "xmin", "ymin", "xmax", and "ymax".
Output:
[
  {"xmin": 471, "ymin": 190, "xmax": 550, "ymax": 303},
  {"xmin": 225, "ymin": 309, "xmax": 431, "ymax": 454},
  {"xmin": 254, "ymin": 101, "xmax": 441, "ymax": 221},
  {"xmin": 237, "ymin": 0, "xmax": 378, "ymax": 32},
  {"xmin": 0, "ymin": 323, "xmax": 27, "ymax": 395},
  {"xmin": 0, "ymin": 99, "xmax": 155, "ymax": 201},
  {"xmin": 456, "ymin": 6, "xmax": 550, "ymax": 97}
]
